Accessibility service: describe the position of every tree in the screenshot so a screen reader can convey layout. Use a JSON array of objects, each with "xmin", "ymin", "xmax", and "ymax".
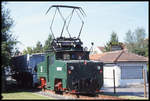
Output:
[
  {"xmin": 22, "ymin": 34, "xmax": 53, "ymax": 54},
  {"xmin": 1, "ymin": 2, "xmax": 19, "ymax": 92},
  {"xmin": 104, "ymin": 31, "xmax": 122, "ymax": 52},
  {"xmin": 22, "ymin": 41, "xmax": 43, "ymax": 55},
  {"xmin": 22, "ymin": 49, "xmax": 28, "ymax": 55},
  {"xmin": 13, "ymin": 47, "xmax": 21, "ymax": 56},
  {"xmin": 43, "ymin": 34, "xmax": 53, "ymax": 52},
  {"xmin": 143, "ymin": 38, "xmax": 149, "ymax": 57},
  {"xmin": 33, "ymin": 41, "xmax": 43, "ymax": 53},
  {"xmin": 110, "ymin": 31, "xmax": 119, "ymax": 45},
  {"xmin": 22, "ymin": 46, "xmax": 33, "ymax": 55},
  {"xmin": 124, "ymin": 27, "xmax": 148, "ymax": 57},
  {"xmin": 1, "ymin": 3, "xmax": 18, "ymax": 68},
  {"xmin": 104, "ymin": 42, "xmax": 111, "ymax": 52}
]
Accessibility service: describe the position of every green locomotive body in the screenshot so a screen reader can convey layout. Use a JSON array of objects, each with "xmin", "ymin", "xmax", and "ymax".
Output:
[
  {"xmin": 37, "ymin": 37, "xmax": 103, "ymax": 94},
  {"xmin": 37, "ymin": 5, "xmax": 103, "ymax": 94}
]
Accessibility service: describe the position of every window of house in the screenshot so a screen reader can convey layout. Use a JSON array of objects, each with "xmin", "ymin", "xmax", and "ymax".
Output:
[{"xmin": 121, "ymin": 66, "xmax": 143, "ymax": 79}]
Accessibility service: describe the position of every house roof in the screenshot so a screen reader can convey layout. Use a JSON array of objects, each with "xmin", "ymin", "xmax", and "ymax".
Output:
[
  {"xmin": 89, "ymin": 53, "xmax": 105, "ymax": 60},
  {"xmin": 90, "ymin": 50, "xmax": 148, "ymax": 63},
  {"xmin": 98, "ymin": 50, "xmax": 123, "ymax": 63}
]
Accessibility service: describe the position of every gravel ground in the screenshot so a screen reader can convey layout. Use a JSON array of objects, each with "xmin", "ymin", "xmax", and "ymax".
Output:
[
  {"xmin": 33, "ymin": 90, "xmax": 125, "ymax": 100},
  {"xmin": 33, "ymin": 91, "xmax": 76, "ymax": 99}
]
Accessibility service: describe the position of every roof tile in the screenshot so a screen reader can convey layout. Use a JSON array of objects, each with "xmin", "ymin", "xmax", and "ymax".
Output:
[{"xmin": 90, "ymin": 50, "xmax": 148, "ymax": 63}]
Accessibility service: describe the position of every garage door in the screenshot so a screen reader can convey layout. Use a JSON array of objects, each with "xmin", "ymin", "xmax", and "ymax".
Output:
[{"xmin": 121, "ymin": 66, "xmax": 143, "ymax": 79}]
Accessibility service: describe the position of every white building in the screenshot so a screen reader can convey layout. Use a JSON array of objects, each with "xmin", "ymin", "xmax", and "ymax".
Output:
[
  {"xmin": 90, "ymin": 46, "xmax": 105, "ymax": 55},
  {"xmin": 90, "ymin": 50, "xmax": 148, "ymax": 87}
]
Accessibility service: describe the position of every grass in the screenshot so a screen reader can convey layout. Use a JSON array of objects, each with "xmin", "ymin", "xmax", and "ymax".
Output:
[
  {"xmin": 2, "ymin": 79, "xmax": 54, "ymax": 100},
  {"xmin": 2, "ymin": 92, "xmax": 54, "ymax": 100}
]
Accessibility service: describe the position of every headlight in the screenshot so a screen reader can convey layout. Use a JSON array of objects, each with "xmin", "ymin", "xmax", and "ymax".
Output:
[
  {"xmin": 97, "ymin": 66, "xmax": 101, "ymax": 70},
  {"xmin": 69, "ymin": 66, "xmax": 74, "ymax": 70}
]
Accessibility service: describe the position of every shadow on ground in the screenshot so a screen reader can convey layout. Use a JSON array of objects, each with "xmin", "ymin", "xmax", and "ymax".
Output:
[{"xmin": 2, "ymin": 83, "xmax": 41, "ymax": 94}]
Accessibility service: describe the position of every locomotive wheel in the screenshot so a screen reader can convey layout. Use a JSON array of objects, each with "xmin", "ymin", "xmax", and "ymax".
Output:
[
  {"xmin": 42, "ymin": 85, "xmax": 46, "ymax": 91},
  {"xmin": 54, "ymin": 78, "xmax": 63, "ymax": 95},
  {"xmin": 40, "ymin": 77, "xmax": 46, "ymax": 91},
  {"xmin": 55, "ymin": 90, "xmax": 63, "ymax": 95},
  {"xmin": 76, "ymin": 94, "xmax": 80, "ymax": 98}
]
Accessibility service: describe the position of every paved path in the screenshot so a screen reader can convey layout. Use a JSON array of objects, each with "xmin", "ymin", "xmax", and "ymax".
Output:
[{"xmin": 101, "ymin": 84, "xmax": 149, "ymax": 98}]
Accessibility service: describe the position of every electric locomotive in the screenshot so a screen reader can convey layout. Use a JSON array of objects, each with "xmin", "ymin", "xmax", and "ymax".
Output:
[{"xmin": 37, "ymin": 5, "xmax": 103, "ymax": 94}]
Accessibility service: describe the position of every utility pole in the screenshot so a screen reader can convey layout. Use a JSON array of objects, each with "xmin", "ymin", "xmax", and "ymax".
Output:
[
  {"xmin": 143, "ymin": 69, "xmax": 147, "ymax": 98},
  {"xmin": 113, "ymin": 69, "xmax": 116, "ymax": 94}
]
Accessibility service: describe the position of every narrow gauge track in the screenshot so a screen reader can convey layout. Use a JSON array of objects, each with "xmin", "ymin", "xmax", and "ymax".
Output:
[{"xmin": 33, "ymin": 89, "xmax": 126, "ymax": 100}]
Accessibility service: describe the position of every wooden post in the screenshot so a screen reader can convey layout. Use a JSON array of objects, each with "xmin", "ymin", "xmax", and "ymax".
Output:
[
  {"xmin": 113, "ymin": 69, "xmax": 116, "ymax": 94},
  {"xmin": 143, "ymin": 69, "xmax": 147, "ymax": 98}
]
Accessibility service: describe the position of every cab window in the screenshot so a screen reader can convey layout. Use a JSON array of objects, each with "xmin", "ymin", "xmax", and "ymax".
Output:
[
  {"xmin": 63, "ymin": 53, "xmax": 70, "ymax": 60},
  {"xmin": 50, "ymin": 55, "xmax": 55, "ymax": 65}
]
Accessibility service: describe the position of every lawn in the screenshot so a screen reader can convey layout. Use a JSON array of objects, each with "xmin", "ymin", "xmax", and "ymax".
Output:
[
  {"xmin": 2, "ymin": 92, "xmax": 54, "ymax": 100},
  {"xmin": 2, "ymin": 79, "xmax": 54, "ymax": 100}
]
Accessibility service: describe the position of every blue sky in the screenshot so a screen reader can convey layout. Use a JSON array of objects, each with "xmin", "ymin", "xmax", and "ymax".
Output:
[{"xmin": 4, "ymin": 1, "xmax": 149, "ymax": 52}]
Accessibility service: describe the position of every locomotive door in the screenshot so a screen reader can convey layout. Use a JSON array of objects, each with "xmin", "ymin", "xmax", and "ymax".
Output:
[{"xmin": 47, "ymin": 55, "xmax": 55, "ymax": 83}]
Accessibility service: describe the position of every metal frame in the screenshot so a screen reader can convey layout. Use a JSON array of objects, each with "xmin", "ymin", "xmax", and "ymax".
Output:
[{"xmin": 45, "ymin": 5, "xmax": 86, "ymax": 39}]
